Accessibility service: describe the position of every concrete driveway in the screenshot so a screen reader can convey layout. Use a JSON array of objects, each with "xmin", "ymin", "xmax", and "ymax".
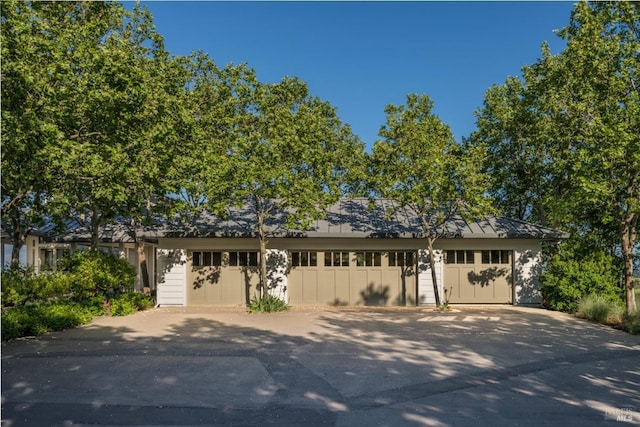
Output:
[{"xmin": 2, "ymin": 306, "xmax": 640, "ymax": 426}]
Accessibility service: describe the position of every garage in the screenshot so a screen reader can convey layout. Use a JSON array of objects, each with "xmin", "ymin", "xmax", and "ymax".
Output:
[
  {"xmin": 186, "ymin": 250, "xmax": 260, "ymax": 305},
  {"xmin": 443, "ymin": 249, "xmax": 512, "ymax": 303},
  {"xmin": 288, "ymin": 250, "xmax": 417, "ymax": 306}
]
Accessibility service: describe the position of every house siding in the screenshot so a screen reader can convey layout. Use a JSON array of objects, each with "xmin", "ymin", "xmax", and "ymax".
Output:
[
  {"xmin": 417, "ymin": 249, "xmax": 443, "ymax": 305},
  {"xmin": 156, "ymin": 249, "xmax": 186, "ymax": 306}
]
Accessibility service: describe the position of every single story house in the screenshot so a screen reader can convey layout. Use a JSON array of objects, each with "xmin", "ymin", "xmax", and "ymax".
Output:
[{"xmin": 4, "ymin": 199, "xmax": 568, "ymax": 307}]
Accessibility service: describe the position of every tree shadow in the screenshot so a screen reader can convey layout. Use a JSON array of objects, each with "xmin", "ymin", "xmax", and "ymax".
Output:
[
  {"xmin": 467, "ymin": 266, "xmax": 511, "ymax": 288},
  {"xmin": 360, "ymin": 282, "xmax": 390, "ymax": 306},
  {"xmin": 2, "ymin": 308, "xmax": 639, "ymax": 426}
]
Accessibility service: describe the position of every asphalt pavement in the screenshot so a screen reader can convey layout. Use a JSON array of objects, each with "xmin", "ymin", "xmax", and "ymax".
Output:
[{"xmin": 2, "ymin": 306, "xmax": 640, "ymax": 426}]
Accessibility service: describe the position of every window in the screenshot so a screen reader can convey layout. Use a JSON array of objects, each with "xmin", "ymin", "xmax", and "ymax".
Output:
[
  {"xmin": 445, "ymin": 250, "xmax": 475, "ymax": 264},
  {"xmin": 481, "ymin": 250, "xmax": 510, "ymax": 264},
  {"xmin": 324, "ymin": 251, "xmax": 349, "ymax": 267},
  {"xmin": 355, "ymin": 251, "xmax": 382, "ymax": 267},
  {"xmin": 228, "ymin": 251, "xmax": 258, "ymax": 267},
  {"xmin": 389, "ymin": 251, "xmax": 415, "ymax": 267},
  {"xmin": 291, "ymin": 251, "xmax": 318, "ymax": 267},
  {"xmin": 192, "ymin": 251, "xmax": 222, "ymax": 267}
]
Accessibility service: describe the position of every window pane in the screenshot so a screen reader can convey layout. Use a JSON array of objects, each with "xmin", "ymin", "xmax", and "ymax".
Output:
[
  {"xmin": 356, "ymin": 252, "xmax": 364, "ymax": 267},
  {"xmin": 229, "ymin": 252, "xmax": 238, "ymax": 266},
  {"xmin": 203, "ymin": 251, "xmax": 212, "ymax": 266},
  {"xmin": 249, "ymin": 252, "xmax": 258, "ymax": 266},
  {"xmin": 481, "ymin": 251, "xmax": 490, "ymax": 264},
  {"xmin": 406, "ymin": 252, "xmax": 414, "ymax": 266},
  {"xmin": 365, "ymin": 252, "xmax": 373, "ymax": 266},
  {"xmin": 446, "ymin": 250, "xmax": 455, "ymax": 264},
  {"xmin": 301, "ymin": 252, "xmax": 308, "ymax": 266},
  {"xmin": 388, "ymin": 252, "xmax": 397, "ymax": 267},
  {"xmin": 500, "ymin": 250, "xmax": 510, "ymax": 264},
  {"xmin": 324, "ymin": 252, "xmax": 332, "ymax": 267},
  {"xmin": 466, "ymin": 250, "xmax": 475, "ymax": 264},
  {"xmin": 341, "ymin": 252, "xmax": 349, "ymax": 266},
  {"xmin": 491, "ymin": 250, "xmax": 500, "ymax": 264},
  {"xmin": 373, "ymin": 252, "xmax": 381, "ymax": 266},
  {"xmin": 193, "ymin": 251, "xmax": 202, "ymax": 267},
  {"xmin": 310, "ymin": 252, "xmax": 317, "ymax": 266},
  {"xmin": 456, "ymin": 250, "xmax": 465, "ymax": 264},
  {"xmin": 213, "ymin": 252, "xmax": 222, "ymax": 266},
  {"xmin": 292, "ymin": 252, "xmax": 300, "ymax": 267}
]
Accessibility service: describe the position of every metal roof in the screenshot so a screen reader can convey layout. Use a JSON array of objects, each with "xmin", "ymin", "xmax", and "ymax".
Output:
[{"xmin": 34, "ymin": 198, "xmax": 569, "ymax": 242}]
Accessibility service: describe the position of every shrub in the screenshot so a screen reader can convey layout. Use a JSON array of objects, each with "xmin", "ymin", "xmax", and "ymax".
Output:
[
  {"xmin": 541, "ymin": 237, "xmax": 623, "ymax": 313},
  {"xmin": 623, "ymin": 311, "xmax": 640, "ymax": 334},
  {"xmin": 247, "ymin": 294, "xmax": 289, "ymax": 313},
  {"xmin": 109, "ymin": 293, "xmax": 154, "ymax": 316},
  {"xmin": 59, "ymin": 250, "xmax": 136, "ymax": 302},
  {"xmin": 1, "ymin": 302, "xmax": 94, "ymax": 341},
  {"xmin": 1, "ymin": 265, "xmax": 70, "ymax": 307},
  {"xmin": 576, "ymin": 294, "xmax": 623, "ymax": 324}
]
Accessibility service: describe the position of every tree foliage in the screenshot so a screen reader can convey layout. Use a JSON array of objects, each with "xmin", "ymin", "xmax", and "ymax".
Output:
[
  {"xmin": 370, "ymin": 94, "xmax": 493, "ymax": 306},
  {"xmin": 1, "ymin": 1, "xmax": 184, "ymax": 256},
  {"xmin": 185, "ymin": 68, "xmax": 365, "ymax": 298},
  {"xmin": 470, "ymin": 2, "xmax": 639, "ymax": 313}
]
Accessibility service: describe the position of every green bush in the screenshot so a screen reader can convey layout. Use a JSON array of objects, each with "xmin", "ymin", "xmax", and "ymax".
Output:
[
  {"xmin": 247, "ymin": 294, "xmax": 289, "ymax": 313},
  {"xmin": 541, "ymin": 237, "xmax": 623, "ymax": 313},
  {"xmin": 1, "ymin": 302, "xmax": 94, "ymax": 341},
  {"xmin": 623, "ymin": 311, "xmax": 640, "ymax": 334},
  {"xmin": 59, "ymin": 250, "xmax": 136, "ymax": 302},
  {"xmin": 109, "ymin": 293, "xmax": 154, "ymax": 316},
  {"xmin": 1, "ymin": 265, "xmax": 70, "ymax": 307},
  {"xmin": 576, "ymin": 294, "xmax": 623, "ymax": 323}
]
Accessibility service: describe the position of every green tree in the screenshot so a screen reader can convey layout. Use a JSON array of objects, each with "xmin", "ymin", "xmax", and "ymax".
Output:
[
  {"xmin": 370, "ymin": 94, "xmax": 493, "ymax": 306},
  {"xmin": 191, "ymin": 72, "xmax": 364, "ymax": 300},
  {"xmin": 37, "ymin": 2, "xmax": 173, "ymax": 251},
  {"xmin": 471, "ymin": 2, "xmax": 639, "ymax": 314},
  {"xmin": 0, "ymin": 0, "xmax": 88, "ymax": 263}
]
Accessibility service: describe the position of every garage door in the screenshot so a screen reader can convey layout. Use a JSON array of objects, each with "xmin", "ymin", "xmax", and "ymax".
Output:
[
  {"xmin": 444, "ymin": 250, "xmax": 512, "ymax": 303},
  {"xmin": 288, "ymin": 251, "xmax": 417, "ymax": 306},
  {"xmin": 187, "ymin": 251, "xmax": 260, "ymax": 305}
]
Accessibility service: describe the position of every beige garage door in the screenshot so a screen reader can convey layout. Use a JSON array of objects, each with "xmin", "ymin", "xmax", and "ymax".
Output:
[
  {"xmin": 187, "ymin": 251, "xmax": 260, "ymax": 305},
  {"xmin": 444, "ymin": 250, "xmax": 512, "ymax": 304},
  {"xmin": 288, "ymin": 251, "xmax": 417, "ymax": 306}
]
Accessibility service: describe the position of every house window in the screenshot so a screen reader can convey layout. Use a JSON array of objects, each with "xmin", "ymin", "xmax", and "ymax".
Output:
[
  {"xmin": 446, "ymin": 250, "xmax": 475, "ymax": 264},
  {"xmin": 291, "ymin": 251, "xmax": 318, "ymax": 267},
  {"xmin": 355, "ymin": 251, "xmax": 382, "ymax": 267},
  {"xmin": 192, "ymin": 251, "xmax": 222, "ymax": 267},
  {"xmin": 389, "ymin": 251, "xmax": 415, "ymax": 267},
  {"xmin": 324, "ymin": 251, "xmax": 349, "ymax": 267},
  {"xmin": 481, "ymin": 250, "xmax": 510, "ymax": 264},
  {"xmin": 40, "ymin": 249, "xmax": 54, "ymax": 270},
  {"xmin": 229, "ymin": 251, "xmax": 258, "ymax": 267}
]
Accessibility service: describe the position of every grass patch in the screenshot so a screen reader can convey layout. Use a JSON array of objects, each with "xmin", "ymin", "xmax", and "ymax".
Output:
[{"xmin": 576, "ymin": 294, "xmax": 623, "ymax": 324}]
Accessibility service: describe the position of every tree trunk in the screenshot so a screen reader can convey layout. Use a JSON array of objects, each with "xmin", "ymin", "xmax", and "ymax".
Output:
[
  {"xmin": 257, "ymin": 211, "xmax": 268, "ymax": 300},
  {"xmin": 426, "ymin": 237, "xmax": 441, "ymax": 307},
  {"xmin": 621, "ymin": 214, "xmax": 637, "ymax": 314},
  {"xmin": 90, "ymin": 210, "xmax": 101, "ymax": 251},
  {"xmin": 137, "ymin": 242, "xmax": 151, "ymax": 296},
  {"xmin": 9, "ymin": 212, "xmax": 26, "ymax": 267}
]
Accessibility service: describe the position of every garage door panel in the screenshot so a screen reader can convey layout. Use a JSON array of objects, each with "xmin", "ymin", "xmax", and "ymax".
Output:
[
  {"xmin": 332, "ymin": 269, "xmax": 350, "ymax": 305},
  {"xmin": 316, "ymin": 270, "xmax": 335, "ymax": 305},
  {"xmin": 445, "ymin": 250, "xmax": 513, "ymax": 304},
  {"xmin": 302, "ymin": 269, "xmax": 319, "ymax": 303}
]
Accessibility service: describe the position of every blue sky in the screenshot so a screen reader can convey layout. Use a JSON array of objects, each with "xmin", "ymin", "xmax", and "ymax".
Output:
[{"xmin": 140, "ymin": 1, "xmax": 576, "ymax": 149}]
